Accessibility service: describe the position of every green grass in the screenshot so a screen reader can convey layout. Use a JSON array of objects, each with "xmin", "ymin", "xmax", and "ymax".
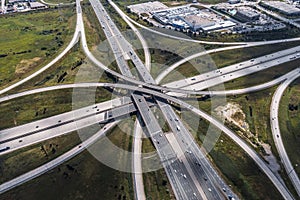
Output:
[
  {"xmin": 210, "ymin": 134, "xmax": 283, "ymax": 200},
  {"xmin": 278, "ymin": 78, "xmax": 300, "ymax": 176},
  {"xmin": 0, "ymin": 7, "xmax": 76, "ymax": 90},
  {"xmin": 82, "ymin": 2, "xmax": 107, "ymax": 47},
  {"xmin": 0, "ymin": 120, "xmax": 134, "ymax": 200},
  {"xmin": 5, "ymin": 45, "xmax": 115, "ymax": 94}
]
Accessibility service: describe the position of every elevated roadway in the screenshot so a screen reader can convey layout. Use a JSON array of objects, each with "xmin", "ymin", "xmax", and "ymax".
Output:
[{"xmin": 0, "ymin": 101, "xmax": 137, "ymax": 155}]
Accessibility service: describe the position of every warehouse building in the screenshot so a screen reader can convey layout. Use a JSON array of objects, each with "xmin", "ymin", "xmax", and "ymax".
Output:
[
  {"xmin": 260, "ymin": 1, "xmax": 300, "ymax": 16},
  {"xmin": 29, "ymin": 1, "xmax": 47, "ymax": 9},
  {"xmin": 182, "ymin": 15, "xmax": 215, "ymax": 31},
  {"xmin": 233, "ymin": 8, "xmax": 260, "ymax": 22}
]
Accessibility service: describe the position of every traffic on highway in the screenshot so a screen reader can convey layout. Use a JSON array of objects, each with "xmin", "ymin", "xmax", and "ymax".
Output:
[{"xmin": 0, "ymin": 0, "xmax": 299, "ymax": 199}]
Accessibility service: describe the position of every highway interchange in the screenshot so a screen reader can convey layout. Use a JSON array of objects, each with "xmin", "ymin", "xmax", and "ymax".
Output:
[{"xmin": 0, "ymin": 0, "xmax": 300, "ymax": 199}]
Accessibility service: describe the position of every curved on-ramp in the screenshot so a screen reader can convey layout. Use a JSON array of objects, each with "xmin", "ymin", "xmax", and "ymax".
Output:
[{"xmin": 270, "ymin": 72, "xmax": 300, "ymax": 197}]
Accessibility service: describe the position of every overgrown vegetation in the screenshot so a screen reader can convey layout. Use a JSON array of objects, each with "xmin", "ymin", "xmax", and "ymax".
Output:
[{"xmin": 0, "ymin": 7, "xmax": 76, "ymax": 90}]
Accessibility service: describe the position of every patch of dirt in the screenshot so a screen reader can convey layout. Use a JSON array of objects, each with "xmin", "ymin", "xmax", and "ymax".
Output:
[
  {"xmin": 215, "ymin": 102, "xmax": 250, "ymax": 133},
  {"xmin": 15, "ymin": 57, "xmax": 41, "ymax": 75},
  {"xmin": 215, "ymin": 102, "xmax": 282, "ymax": 175}
]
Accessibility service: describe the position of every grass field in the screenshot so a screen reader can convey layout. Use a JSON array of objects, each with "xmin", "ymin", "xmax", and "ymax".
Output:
[
  {"xmin": 0, "ymin": 120, "xmax": 135, "ymax": 200},
  {"xmin": 0, "ymin": 7, "xmax": 76, "ymax": 90},
  {"xmin": 5, "ymin": 44, "xmax": 115, "ymax": 94},
  {"xmin": 209, "ymin": 133, "xmax": 283, "ymax": 200}
]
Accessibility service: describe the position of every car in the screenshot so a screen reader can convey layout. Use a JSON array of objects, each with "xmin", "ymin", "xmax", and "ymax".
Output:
[
  {"xmin": 0, "ymin": 146, "xmax": 10, "ymax": 153},
  {"xmin": 228, "ymin": 195, "xmax": 235, "ymax": 200},
  {"xmin": 208, "ymin": 188, "xmax": 212, "ymax": 192},
  {"xmin": 176, "ymin": 125, "xmax": 181, "ymax": 131},
  {"xmin": 222, "ymin": 188, "xmax": 226, "ymax": 192}
]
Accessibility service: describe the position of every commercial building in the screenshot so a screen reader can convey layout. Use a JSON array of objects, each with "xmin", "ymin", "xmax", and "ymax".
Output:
[
  {"xmin": 127, "ymin": 1, "xmax": 168, "ymax": 15},
  {"xmin": 8, "ymin": 0, "xmax": 23, "ymax": 4},
  {"xmin": 183, "ymin": 14, "xmax": 215, "ymax": 30},
  {"xmin": 228, "ymin": 0, "xmax": 240, "ymax": 4},
  {"xmin": 29, "ymin": 1, "xmax": 47, "ymax": 9},
  {"xmin": 260, "ymin": 1, "xmax": 300, "ymax": 16},
  {"xmin": 151, "ymin": 5, "xmax": 236, "ymax": 31},
  {"xmin": 233, "ymin": 8, "xmax": 260, "ymax": 22}
]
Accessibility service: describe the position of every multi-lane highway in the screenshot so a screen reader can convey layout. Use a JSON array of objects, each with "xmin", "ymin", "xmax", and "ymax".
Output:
[
  {"xmin": 164, "ymin": 46, "xmax": 300, "ymax": 91},
  {"xmin": 0, "ymin": 97, "xmax": 135, "ymax": 155},
  {"xmin": 89, "ymin": 0, "xmax": 210, "ymax": 198}
]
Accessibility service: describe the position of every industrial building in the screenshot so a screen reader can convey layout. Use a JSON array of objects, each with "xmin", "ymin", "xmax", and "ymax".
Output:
[
  {"xmin": 228, "ymin": 0, "xmax": 240, "ymax": 4},
  {"xmin": 260, "ymin": 1, "xmax": 300, "ymax": 16},
  {"xmin": 151, "ymin": 5, "xmax": 236, "ymax": 31},
  {"xmin": 233, "ymin": 8, "xmax": 260, "ymax": 22},
  {"xmin": 183, "ymin": 15, "xmax": 215, "ymax": 30},
  {"xmin": 127, "ymin": 1, "xmax": 167, "ymax": 15},
  {"xmin": 29, "ymin": 1, "xmax": 47, "ymax": 9}
]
